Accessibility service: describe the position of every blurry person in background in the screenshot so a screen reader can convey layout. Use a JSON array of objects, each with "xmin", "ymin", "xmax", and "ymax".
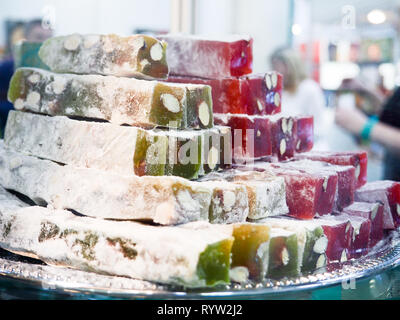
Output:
[
  {"xmin": 270, "ymin": 47, "xmax": 328, "ymax": 148},
  {"xmin": 335, "ymin": 85, "xmax": 400, "ymax": 181},
  {"xmin": 0, "ymin": 19, "xmax": 52, "ymax": 136}
]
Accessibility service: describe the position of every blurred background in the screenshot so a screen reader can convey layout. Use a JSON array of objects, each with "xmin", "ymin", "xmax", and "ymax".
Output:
[{"xmin": 1, "ymin": 0, "xmax": 400, "ymax": 181}]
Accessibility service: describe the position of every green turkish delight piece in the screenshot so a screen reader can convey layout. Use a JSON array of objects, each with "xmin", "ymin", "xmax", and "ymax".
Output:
[
  {"xmin": 39, "ymin": 34, "xmax": 169, "ymax": 79},
  {"xmin": 13, "ymin": 41, "xmax": 50, "ymax": 70},
  {"xmin": 7, "ymin": 67, "xmax": 213, "ymax": 129}
]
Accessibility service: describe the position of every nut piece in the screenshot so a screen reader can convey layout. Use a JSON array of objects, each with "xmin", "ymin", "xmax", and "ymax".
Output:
[
  {"xmin": 281, "ymin": 118, "xmax": 288, "ymax": 134},
  {"xmin": 287, "ymin": 118, "xmax": 294, "ymax": 135},
  {"xmin": 256, "ymin": 130, "xmax": 261, "ymax": 137},
  {"xmin": 229, "ymin": 266, "xmax": 249, "ymax": 283},
  {"xmin": 281, "ymin": 247, "xmax": 290, "ymax": 266},
  {"xmin": 27, "ymin": 73, "xmax": 40, "ymax": 84},
  {"xmin": 198, "ymin": 101, "xmax": 210, "ymax": 127},
  {"xmin": 322, "ymin": 177, "xmax": 328, "ymax": 192},
  {"xmin": 207, "ymin": 146, "xmax": 219, "ymax": 170},
  {"xmin": 296, "ymin": 140, "xmax": 301, "ymax": 151},
  {"xmin": 316, "ymin": 254, "xmax": 326, "ymax": 269},
  {"xmin": 257, "ymin": 99, "xmax": 263, "ymax": 112},
  {"xmin": 223, "ymin": 191, "xmax": 236, "ymax": 210},
  {"xmin": 274, "ymin": 92, "xmax": 281, "ymax": 107},
  {"xmin": 345, "ymin": 222, "xmax": 351, "ymax": 234},
  {"xmin": 83, "ymin": 35, "xmax": 100, "ymax": 49},
  {"xmin": 160, "ymin": 94, "xmax": 181, "ymax": 113},
  {"xmin": 150, "ymin": 43, "xmax": 163, "ymax": 61},
  {"xmin": 51, "ymin": 78, "xmax": 67, "ymax": 95},
  {"xmin": 340, "ymin": 250, "xmax": 348, "ymax": 263},
  {"xmin": 26, "ymin": 92, "xmax": 41, "ymax": 106},
  {"xmin": 64, "ymin": 34, "xmax": 81, "ymax": 51},
  {"xmin": 279, "ymin": 139, "xmax": 287, "ymax": 156},
  {"xmin": 265, "ymin": 74, "xmax": 272, "ymax": 90},
  {"xmin": 371, "ymin": 204, "xmax": 378, "ymax": 220},
  {"xmin": 313, "ymin": 236, "xmax": 328, "ymax": 254},
  {"xmin": 271, "ymin": 72, "xmax": 278, "ymax": 88},
  {"xmin": 13, "ymin": 99, "xmax": 24, "ymax": 110},
  {"xmin": 355, "ymin": 165, "xmax": 360, "ymax": 180}
]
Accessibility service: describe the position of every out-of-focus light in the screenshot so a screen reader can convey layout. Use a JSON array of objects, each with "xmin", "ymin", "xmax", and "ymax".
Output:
[
  {"xmin": 367, "ymin": 9, "xmax": 386, "ymax": 24},
  {"xmin": 291, "ymin": 24, "xmax": 302, "ymax": 36}
]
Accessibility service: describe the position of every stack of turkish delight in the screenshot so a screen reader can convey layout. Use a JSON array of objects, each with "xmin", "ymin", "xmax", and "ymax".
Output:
[{"xmin": 0, "ymin": 32, "xmax": 398, "ymax": 290}]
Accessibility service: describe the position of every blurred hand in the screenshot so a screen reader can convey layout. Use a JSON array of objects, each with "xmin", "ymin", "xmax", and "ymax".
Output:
[{"xmin": 335, "ymin": 106, "xmax": 368, "ymax": 135}]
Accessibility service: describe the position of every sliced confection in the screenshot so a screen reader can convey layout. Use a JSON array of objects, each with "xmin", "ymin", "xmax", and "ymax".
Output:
[
  {"xmin": 39, "ymin": 34, "xmax": 169, "ymax": 79},
  {"xmin": 294, "ymin": 150, "xmax": 368, "ymax": 189},
  {"xmin": 214, "ymin": 113, "xmax": 272, "ymax": 162},
  {"xmin": 294, "ymin": 115, "xmax": 314, "ymax": 153},
  {"xmin": 354, "ymin": 181, "xmax": 400, "ymax": 230},
  {"xmin": 8, "ymin": 67, "xmax": 213, "ymax": 129},
  {"xmin": 342, "ymin": 202, "xmax": 384, "ymax": 247},
  {"xmin": 5, "ymin": 111, "xmax": 230, "ymax": 179},
  {"xmin": 0, "ymin": 142, "xmax": 212, "ymax": 225},
  {"xmin": 158, "ymin": 34, "xmax": 253, "ymax": 78},
  {"xmin": 269, "ymin": 115, "xmax": 298, "ymax": 161},
  {"xmin": 253, "ymin": 217, "xmax": 328, "ymax": 274},
  {"xmin": 165, "ymin": 72, "xmax": 282, "ymax": 116},
  {"xmin": 13, "ymin": 41, "xmax": 49, "ymax": 70},
  {"xmin": 0, "ymin": 187, "xmax": 233, "ymax": 287}
]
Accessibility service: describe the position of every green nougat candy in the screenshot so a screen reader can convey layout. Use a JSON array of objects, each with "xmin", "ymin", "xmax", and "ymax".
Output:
[
  {"xmin": 199, "ymin": 181, "xmax": 249, "ymax": 224},
  {"xmin": 181, "ymin": 221, "xmax": 271, "ymax": 281},
  {"xmin": 266, "ymin": 228, "xmax": 299, "ymax": 279},
  {"xmin": 13, "ymin": 41, "xmax": 50, "ymax": 70},
  {"xmin": 39, "ymin": 34, "xmax": 169, "ymax": 79},
  {"xmin": 7, "ymin": 67, "xmax": 213, "ymax": 129},
  {"xmin": 0, "ymin": 187, "xmax": 233, "ymax": 287},
  {"xmin": 255, "ymin": 217, "xmax": 327, "ymax": 274}
]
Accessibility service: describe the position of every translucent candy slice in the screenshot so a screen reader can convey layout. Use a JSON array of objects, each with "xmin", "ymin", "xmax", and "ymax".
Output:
[
  {"xmin": 158, "ymin": 34, "xmax": 253, "ymax": 78},
  {"xmin": 295, "ymin": 115, "xmax": 314, "ymax": 153},
  {"xmin": 341, "ymin": 202, "xmax": 384, "ymax": 248},
  {"xmin": 39, "ymin": 34, "xmax": 169, "ymax": 79},
  {"xmin": 355, "ymin": 181, "xmax": 400, "ymax": 230},
  {"xmin": 8, "ymin": 67, "xmax": 213, "ymax": 129},
  {"xmin": 0, "ymin": 188, "xmax": 233, "ymax": 287},
  {"xmin": 165, "ymin": 72, "xmax": 282, "ymax": 116},
  {"xmin": 294, "ymin": 150, "xmax": 368, "ymax": 189},
  {"xmin": 269, "ymin": 115, "xmax": 298, "ymax": 161}
]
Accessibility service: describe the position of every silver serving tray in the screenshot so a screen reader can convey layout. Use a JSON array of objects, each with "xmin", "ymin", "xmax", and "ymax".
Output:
[{"xmin": 1, "ymin": 232, "xmax": 400, "ymax": 299}]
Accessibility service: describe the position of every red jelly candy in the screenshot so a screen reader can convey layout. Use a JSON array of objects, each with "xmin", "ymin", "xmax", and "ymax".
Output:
[
  {"xmin": 273, "ymin": 161, "xmax": 338, "ymax": 216},
  {"xmin": 269, "ymin": 115, "xmax": 298, "ymax": 161},
  {"xmin": 158, "ymin": 34, "xmax": 253, "ymax": 78},
  {"xmin": 294, "ymin": 115, "xmax": 314, "ymax": 153},
  {"xmin": 294, "ymin": 150, "xmax": 368, "ymax": 189},
  {"xmin": 165, "ymin": 72, "xmax": 282, "ymax": 116},
  {"xmin": 315, "ymin": 217, "xmax": 352, "ymax": 263},
  {"xmin": 342, "ymin": 202, "xmax": 384, "ymax": 248},
  {"xmin": 248, "ymin": 162, "xmax": 324, "ymax": 220},
  {"xmin": 355, "ymin": 181, "xmax": 400, "ymax": 230},
  {"xmin": 214, "ymin": 114, "xmax": 272, "ymax": 162}
]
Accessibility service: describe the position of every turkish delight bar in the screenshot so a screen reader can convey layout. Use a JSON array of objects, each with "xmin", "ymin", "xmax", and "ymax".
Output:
[
  {"xmin": 183, "ymin": 221, "xmax": 271, "ymax": 280},
  {"xmin": 5, "ymin": 111, "xmax": 229, "ymax": 179},
  {"xmin": 8, "ymin": 67, "xmax": 213, "ymax": 129},
  {"xmin": 244, "ymin": 162, "xmax": 325, "ymax": 219},
  {"xmin": 199, "ymin": 170, "xmax": 288, "ymax": 219},
  {"xmin": 266, "ymin": 228, "xmax": 299, "ymax": 279},
  {"xmin": 272, "ymin": 161, "xmax": 338, "ymax": 216},
  {"xmin": 355, "ymin": 181, "xmax": 400, "ymax": 230},
  {"xmin": 295, "ymin": 115, "xmax": 314, "ymax": 153},
  {"xmin": 0, "ymin": 142, "xmax": 213, "ymax": 225},
  {"xmin": 294, "ymin": 150, "xmax": 368, "ymax": 189},
  {"xmin": 165, "ymin": 72, "xmax": 282, "ymax": 116},
  {"xmin": 253, "ymin": 217, "xmax": 327, "ymax": 274},
  {"xmin": 342, "ymin": 202, "xmax": 384, "ymax": 247},
  {"xmin": 214, "ymin": 113, "xmax": 272, "ymax": 161},
  {"xmin": 13, "ymin": 41, "xmax": 50, "ymax": 70},
  {"xmin": 0, "ymin": 188, "xmax": 234, "ymax": 287},
  {"xmin": 269, "ymin": 115, "xmax": 298, "ymax": 161},
  {"xmin": 313, "ymin": 217, "xmax": 352, "ymax": 263},
  {"xmin": 281, "ymin": 159, "xmax": 356, "ymax": 212},
  {"xmin": 158, "ymin": 34, "xmax": 253, "ymax": 78},
  {"xmin": 323, "ymin": 214, "xmax": 371, "ymax": 259},
  {"xmin": 39, "ymin": 34, "xmax": 169, "ymax": 79}
]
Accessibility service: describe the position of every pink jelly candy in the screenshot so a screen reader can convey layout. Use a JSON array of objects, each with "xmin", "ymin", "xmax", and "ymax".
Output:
[
  {"xmin": 354, "ymin": 181, "xmax": 400, "ymax": 230},
  {"xmin": 269, "ymin": 115, "xmax": 298, "ymax": 161},
  {"xmin": 342, "ymin": 201, "xmax": 384, "ymax": 248},
  {"xmin": 271, "ymin": 161, "xmax": 338, "ymax": 216},
  {"xmin": 165, "ymin": 72, "xmax": 282, "ymax": 116},
  {"xmin": 214, "ymin": 114, "xmax": 272, "ymax": 162},
  {"xmin": 158, "ymin": 34, "xmax": 253, "ymax": 78},
  {"xmin": 294, "ymin": 150, "xmax": 368, "ymax": 189}
]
